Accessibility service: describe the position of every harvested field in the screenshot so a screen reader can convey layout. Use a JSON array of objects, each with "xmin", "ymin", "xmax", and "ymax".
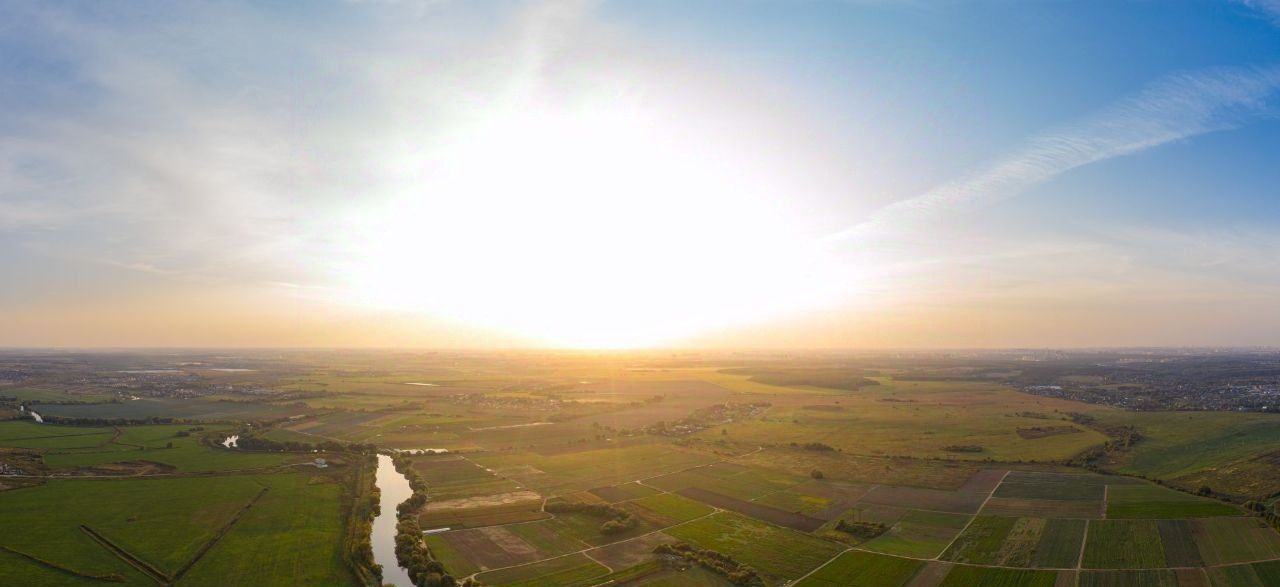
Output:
[
  {"xmin": 587, "ymin": 482, "xmax": 659, "ymax": 503},
  {"xmin": 905, "ymin": 561, "xmax": 954, "ymax": 587},
  {"xmin": 420, "ymin": 499, "xmax": 550, "ymax": 529},
  {"xmin": 587, "ymin": 531, "xmax": 678, "ymax": 570},
  {"xmin": 677, "ymin": 487, "xmax": 825, "ymax": 531},
  {"xmin": 436, "ymin": 527, "xmax": 541, "ymax": 570},
  {"xmin": 982, "ymin": 497, "xmax": 1103, "ymax": 519},
  {"xmin": 994, "ymin": 472, "xmax": 1106, "ymax": 501},
  {"xmin": 861, "ymin": 485, "xmax": 987, "ymax": 514},
  {"xmin": 957, "ymin": 469, "xmax": 1009, "ymax": 494}
]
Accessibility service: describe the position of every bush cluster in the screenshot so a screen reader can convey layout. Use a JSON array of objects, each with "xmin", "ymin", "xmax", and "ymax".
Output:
[
  {"xmin": 653, "ymin": 543, "xmax": 763, "ymax": 586},
  {"xmin": 545, "ymin": 501, "xmax": 638, "ymax": 534}
]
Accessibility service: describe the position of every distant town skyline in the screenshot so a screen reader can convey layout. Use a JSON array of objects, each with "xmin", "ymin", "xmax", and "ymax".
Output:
[{"xmin": 2, "ymin": 1, "xmax": 1279, "ymax": 348}]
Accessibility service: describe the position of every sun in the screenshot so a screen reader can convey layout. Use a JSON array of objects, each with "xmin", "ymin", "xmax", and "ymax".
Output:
[{"xmin": 334, "ymin": 101, "xmax": 852, "ymax": 348}]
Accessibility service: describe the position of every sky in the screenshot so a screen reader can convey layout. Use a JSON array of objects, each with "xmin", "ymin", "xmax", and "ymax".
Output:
[{"xmin": 1, "ymin": 0, "xmax": 1279, "ymax": 349}]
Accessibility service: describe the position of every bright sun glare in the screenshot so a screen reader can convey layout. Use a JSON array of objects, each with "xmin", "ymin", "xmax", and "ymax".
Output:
[{"xmin": 338, "ymin": 101, "xmax": 852, "ymax": 348}]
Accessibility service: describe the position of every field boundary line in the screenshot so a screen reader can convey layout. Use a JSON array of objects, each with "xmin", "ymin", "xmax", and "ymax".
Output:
[
  {"xmin": 464, "ymin": 507, "xmax": 722, "ymax": 582},
  {"xmin": 1076, "ymin": 519, "xmax": 1089, "ymax": 569},
  {"xmin": 80, "ymin": 525, "xmax": 170, "ymax": 585},
  {"xmin": 789, "ymin": 546, "xmax": 853, "ymax": 586},
  {"xmin": 168, "ymin": 486, "xmax": 270, "ymax": 583},
  {"xmin": 932, "ymin": 470, "xmax": 1009, "ymax": 560},
  {"xmin": 1102, "ymin": 485, "xmax": 1108, "ymax": 519},
  {"xmin": 0, "ymin": 544, "xmax": 125, "ymax": 583}
]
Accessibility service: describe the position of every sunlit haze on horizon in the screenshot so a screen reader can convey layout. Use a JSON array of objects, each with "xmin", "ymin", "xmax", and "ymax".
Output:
[{"xmin": 2, "ymin": 1, "xmax": 1280, "ymax": 349}]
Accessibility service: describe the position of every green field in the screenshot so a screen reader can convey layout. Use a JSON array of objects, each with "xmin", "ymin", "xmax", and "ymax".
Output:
[
  {"xmin": 795, "ymin": 550, "xmax": 924, "ymax": 587},
  {"xmin": 862, "ymin": 509, "xmax": 971, "ymax": 559},
  {"xmin": 1083, "ymin": 520, "xmax": 1167, "ymax": 569},
  {"xmin": 474, "ymin": 553, "xmax": 609, "ymax": 587},
  {"xmin": 0, "ymin": 472, "xmax": 349, "ymax": 586},
  {"xmin": 937, "ymin": 566, "xmax": 1057, "ymax": 586},
  {"xmin": 666, "ymin": 513, "xmax": 843, "ymax": 581},
  {"xmin": 1105, "ymin": 484, "xmax": 1241, "ymax": 519},
  {"xmin": 633, "ymin": 492, "xmax": 716, "ymax": 523}
]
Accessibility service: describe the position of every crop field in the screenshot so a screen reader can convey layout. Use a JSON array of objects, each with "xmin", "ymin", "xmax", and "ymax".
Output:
[
  {"xmin": 860, "ymin": 484, "xmax": 989, "ymax": 514},
  {"xmin": 994, "ymin": 472, "xmax": 1111, "ymax": 501},
  {"xmin": 470, "ymin": 444, "xmax": 721, "ymax": 495},
  {"xmin": 410, "ymin": 454, "xmax": 523, "ymax": 500},
  {"xmin": 666, "ymin": 512, "xmax": 843, "ymax": 581},
  {"xmin": 632, "ymin": 492, "xmax": 716, "ymax": 523},
  {"xmin": 473, "ymin": 552, "xmax": 609, "ymax": 587},
  {"xmin": 1083, "ymin": 520, "xmax": 1167, "ymax": 569},
  {"xmin": 1076, "ymin": 570, "xmax": 1181, "ymax": 587},
  {"xmin": 1204, "ymin": 560, "xmax": 1280, "ymax": 586},
  {"xmin": 588, "ymin": 481, "xmax": 660, "ymax": 503},
  {"xmin": 677, "ymin": 486, "xmax": 825, "ymax": 531},
  {"xmin": 937, "ymin": 566, "xmax": 1058, "ymax": 586},
  {"xmin": 34, "ymin": 424, "xmax": 301, "ymax": 473},
  {"xmin": 795, "ymin": 550, "xmax": 924, "ymax": 587},
  {"xmin": 1192, "ymin": 517, "xmax": 1280, "ymax": 565},
  {"xmin": 12, "ymin": 351, "xmax": 1280, "ymax": 586},
  {"xmin": 1105, "ymin": 484, "xmax": 1241, "ymax": 519},
  {"xmin": 644, "ymin": 464, "xmax": 807, "ymax": 501},
  {"xmin": 0, "ymin": 472, "xmax": 348, "ymax": 586},
  {"xmin": 36, "ymin": 398, "xmax": 313, "ymax": 421},
  {"xmin": 1032, "ymin": 518, "xmax": 1088, "ymax": 568},
  {"xmin": 861, "ymin": 509, "xmax": 971, "ymax": 558}
]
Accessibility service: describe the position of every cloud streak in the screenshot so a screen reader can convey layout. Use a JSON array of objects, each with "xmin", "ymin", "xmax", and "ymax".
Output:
[{"xmin": 828, "ymin": 65, "xmax": 1280, "ymax": 242}]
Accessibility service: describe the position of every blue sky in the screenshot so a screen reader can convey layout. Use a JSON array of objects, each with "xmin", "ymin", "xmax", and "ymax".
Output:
[{"xmin": 1, "ymin": 0, "xmax": 1278, "ymax": 347}]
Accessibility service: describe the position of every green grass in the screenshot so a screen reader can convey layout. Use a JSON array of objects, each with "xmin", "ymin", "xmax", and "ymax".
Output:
[
  {"xmin": 666, "ymin": 512, "xmax": 843, "ymax": 581},
  {"xmin": 40, "ymin": 427, "xmax": 300, "ymax": 473},
  {"xmin": 178, "ymin": 474, "xmax": 351, "ymax": 586},
  {"xmin": 1083, "ymin": 520, "xmax": 1166, "ymax": 569},
  {"xmin": 634, "ymin": 492, "xmax": 716, "ymax": 523},
  {"xmin": 795, "ymin": 550, "xmax": 924, "ymax": 587},
  {"xmin": 0, "ymin": 472, "xmax": 349, "ymax": 586},
  {"xmin": 938, "ymin": 566, "xmax": 1057, "ymax": 586},
  {"xmin": 474, "ymin": 553, "xmax": 609, "ymax": 587},
  {"xmin": 1031, "ymin": 518, "xmax": 1086, "ymax": 568},
  {"xmin": 424, "ymin": 534, "xmax": 481, "ymax": 577}
]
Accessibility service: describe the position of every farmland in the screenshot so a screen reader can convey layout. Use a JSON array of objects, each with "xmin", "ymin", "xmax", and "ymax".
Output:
[{"xmin": 6, "ymin": 349, "xmax": 1280, "ymax": 586}]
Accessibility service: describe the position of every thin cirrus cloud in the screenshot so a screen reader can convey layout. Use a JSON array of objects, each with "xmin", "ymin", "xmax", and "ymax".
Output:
[{"xmin": 827, "ymin": 65, "xmax": 1280, "ymax": 243}]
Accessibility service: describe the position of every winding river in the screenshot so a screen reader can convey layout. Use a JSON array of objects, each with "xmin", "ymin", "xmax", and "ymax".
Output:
[{"xmin": 372, "ymin": 454, "xmax": 415, "ymax": 587}]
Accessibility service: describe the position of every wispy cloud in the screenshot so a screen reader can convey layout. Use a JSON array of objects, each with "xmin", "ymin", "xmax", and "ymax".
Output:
[
  {"xmin": 1235, "ymin": 0, "xmax": 1280, "ymax": 25},
  {"xmin": 828, "ymin": 65, "xmax": 1280, "ymax": 242}
]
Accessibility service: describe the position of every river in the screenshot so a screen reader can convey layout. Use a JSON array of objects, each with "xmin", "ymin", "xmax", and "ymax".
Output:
[{"xmin": 372, "ymin": 454, "xmax": 415, "ymax": 587}]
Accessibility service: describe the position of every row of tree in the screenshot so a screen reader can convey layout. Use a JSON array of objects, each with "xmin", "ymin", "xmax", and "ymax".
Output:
[
  {"xmin": 653, "ymin": 543, "xmax": 763, "ymax": 586},
  {"xmin": 544, "ymin": 500, "xmax": 638, "ymax": 535},
  {"xmin": 389, "ymin": 454, "xmax": 475, "ymax": 587},
  {"xmin": 232, "ymin": 435, "xmax": 377, "ymax": 454}
]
